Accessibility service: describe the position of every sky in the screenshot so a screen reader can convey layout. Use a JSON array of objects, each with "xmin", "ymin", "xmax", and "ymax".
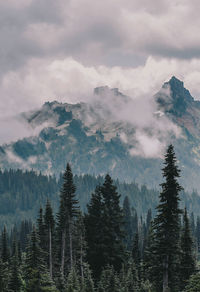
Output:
[{"xmin": 1, "ymin": 0, "xmax": 200, "ymax": 144}]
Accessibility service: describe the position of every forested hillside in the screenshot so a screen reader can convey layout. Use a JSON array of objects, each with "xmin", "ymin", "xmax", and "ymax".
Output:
[
  {"xmin": 0, "ymin": 168, "xmax": 200, "ymax": 228},
  {"xmin": 0, "ymin": 146, "xmax": 200, "ymax": 291}
]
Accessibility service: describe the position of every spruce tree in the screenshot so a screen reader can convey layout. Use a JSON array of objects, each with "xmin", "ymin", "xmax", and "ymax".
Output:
[
  {"xmin": 1, "ymin": 226, "xmax": 10, "ymax": 263},
  {"xmin": 132, "ymin": 232, "xmax": 140, "ymax": 268},
  {"xmin": 56, "ymin": 163, "xmax": 79, "ymax": 277},
  {"xmin": 44, "ymin": 199, "xmax": 55, "ymax": 279},
  {"xmin": 25, "ymin": 227, "xmax": 45, "ymax": 291},
  {"xmin": 74, "ymin": 211, "xmax": 87, "ymax": 278},
  {"xmin": 85, "ymin": 175, "xmax": 125, "ymax": 277},
  {"xmin": 37, "ymin": 207, "xmax": 46, "ymax": 251},
  {"xmin": 85, "ymin": 185, "xmax": 105, "ymax": 278},
  {"xmin": 100, "ymin": 174, "xmax": 125, "ymax": 271},
  {"xmin": 97, "ymin": 266, "xmax": 121, "ymax": 292},
  {"xmin": 65, "ymin": 267, "xmax": 81, "ymax": 292},
  {"xmin": 123, "ymin": 196, "xmax": 134, "ymax": 250},
  {"xmin": 8, "ymin": 240, "xmax": 23, "ymax": 292},
  {"xmin": 180, "ymin": 208, "xmax": 196, "ymax": 291},
  {"xmin": 152, "ymin": 144, "xmax": 182, "ymax": 292},
  {"xmin": 196, "ymin": 216, "xmax": 200, "ymax": 255}
]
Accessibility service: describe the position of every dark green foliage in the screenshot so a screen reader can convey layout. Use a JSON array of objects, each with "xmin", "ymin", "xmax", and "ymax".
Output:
[
  {"xmin": 132, "ymin": 233, "xmax": 140, "ymax": 267},
  {"xmin": 119, "ymin": 261, "xmax": 140, "ymax": 292},
  {"xmin": 56, "ymin": 163, "xmax": 79, "ymax": 277},
  {"xmin": 97, "ymin": 266, "xmax": 121, "ymax": 292},
  {"xmin": 196, "ymin": 216, "xmax": 200, "ymax": 254},
  {"xmin": 123, "ymin": 196, "xmax": 135, "ymax": 250},
  {"xmin": 44, "ymin": 200, "xmax": 55, "ymax": 279},
  {"xmin": 0, "ymin": 258, "xmax": 9, "ymax": 292},
  {"xmin": 80, "ymin": 263, "xmax": 95, "ymax": 292},
  {"xmin": 151, "ymin": 145, "xmax": 183, "ymax": 292},
  {"xmin": 85, "ymin": 186, "xmax": 104, "ymax": 278},
  {"xmin": 180, "ymin": 208, "xmax": 196, "ymax": 291},
  {"xmin": 8, "ymin": 240, "xmax": 23, "ymax": 292},
  {"xmin": 65, "ymin": 267, "xmax": 81, "ymax": 292},
  {"xmin": 1, "ymin": 226, "xmax": 10, "ymax": 262},
  {"xmin": 85, "ymin": 175, "xmax": 125, "ymax": 277},
  {"xmin": 0, "ymin": 168, "xmax": 200, "ymax": 230},
  {"xmin": 37, "ymin": 207, "xmax": 46, "ymax": 250},
  {"xmin": 184, "ymin": 273, "xmax": 200, "ymax": 292}
]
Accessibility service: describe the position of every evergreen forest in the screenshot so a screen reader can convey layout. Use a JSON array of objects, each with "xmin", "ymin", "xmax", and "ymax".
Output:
[{"xmin": 0, "ymin": 145, "xmax": 199, "ymax": 291}]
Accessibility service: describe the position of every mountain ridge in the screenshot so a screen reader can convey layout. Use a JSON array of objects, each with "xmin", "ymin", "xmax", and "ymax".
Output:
[{"xmin": 1, "ymin": 76, "xmax": 200, "ymax": 191}]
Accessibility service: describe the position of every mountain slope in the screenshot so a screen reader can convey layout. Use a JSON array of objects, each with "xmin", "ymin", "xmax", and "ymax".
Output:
[{"xmin": 1, "ymin": 77, "xmax": 200, "ymax": 191}]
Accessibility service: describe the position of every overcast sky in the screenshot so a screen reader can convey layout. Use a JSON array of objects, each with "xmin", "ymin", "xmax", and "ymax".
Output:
[{"xmin": 1, "ymin": 0, "xmax": 200, "ymax": 118}]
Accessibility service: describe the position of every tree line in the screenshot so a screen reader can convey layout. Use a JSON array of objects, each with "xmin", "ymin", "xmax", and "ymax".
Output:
[{"xmin": 0, "ymin": 145, "xmax": 199, "ymax": 291}]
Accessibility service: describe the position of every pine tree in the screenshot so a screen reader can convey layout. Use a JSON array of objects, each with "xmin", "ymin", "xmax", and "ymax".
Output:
[
  {"xmin": 25, "ymin": 227, "xmax": 45, "ymax": 291},
  {"xmin": 152, "ymin": 145, "xmax": 183, "ymax": 292},
  {"xmin": 100, "ymin": 174, "xmax": 125, "ymax": 271},
  {"xmin": 85, "ymin": 175, "xmax": 125, "ymax": 277},
  {"xmin": 44, "ymin": 199, "xmax": 55, "ymax": 279},
  {"xmin": 56, "ymin": 163, "xmax": 79, "ymax": 277},
  {"xmin": 196, "ymin": 216, "xmax": 200, "ymax": 255},
  {"xmin": 37, "ymin": 207, "xmax": 46, "ymax": 251},
  {"xmin": 97, "ymin": 266, "xmax": 121, "ymax": 292},
  {"xmin": 80, "ymin": 263, "xmax": 95, "ymax": 292},
  {"xmin": 8, "ymin": 240, "xmax": 24, "ymax": 292},
  {"xmin": 0, "ymin": 258, "xmax": 9, "ymax": 292},
  {"xmin": 184, "ymin": 273, "xmax": 200, "ymax": 292},
  {"xmin": 1, "ymin": 226, "xmax": 10, "ymax": 263},
  {"xmin": 65, "ymin": 267, "xmax": 81, "ymax": 292},
  {"xmin": 74, "ymin": 211, "xmax": 87, "ymax": 278},
  {"xmin": 180, "ymin": 208, "xmax": 196, "ymax": 291},
  {"xmin": 85, "ymin": 185, "xmax": 104, "ymax": 278},
  {"xmin": 25, "ymin": 227, "xmax": 57, "ymax": 292},
  {"xmin": 132, "ymin": 232, "xmax": 140, "ymax": 268},
  {"xmin": 123, "ymin": 196, "xmax": 134, "ymax": 250}
]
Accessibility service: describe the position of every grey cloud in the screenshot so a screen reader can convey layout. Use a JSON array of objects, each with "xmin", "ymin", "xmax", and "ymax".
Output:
[{"xmin": 1, "ymin": 0, "xmax": 200, "ymax": 78}]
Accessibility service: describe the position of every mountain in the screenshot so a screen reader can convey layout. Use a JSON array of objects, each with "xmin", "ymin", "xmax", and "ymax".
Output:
[{"xmin": 1, "ymin": 76, "xmax": 200, "ymax": 191}]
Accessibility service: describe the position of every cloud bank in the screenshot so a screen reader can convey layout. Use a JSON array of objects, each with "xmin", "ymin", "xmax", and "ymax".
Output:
[{"xmin": 1, "ymin": 0, "xmax": 200, "ymax": 152}]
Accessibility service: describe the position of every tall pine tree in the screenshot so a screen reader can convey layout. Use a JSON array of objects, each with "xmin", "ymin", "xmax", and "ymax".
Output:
[
  {"xmin": 56, "ymin": 163, "xmax": 79, "ymax": 277},
  {"xmin": 152, "ymin": 145, "xmax": 182, "ymax": 292}
]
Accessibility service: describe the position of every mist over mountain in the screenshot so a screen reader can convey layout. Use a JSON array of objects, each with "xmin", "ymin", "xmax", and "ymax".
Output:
[{"xmin": 1, "ymin": 76, "xmax": 200, "ymax": 191}]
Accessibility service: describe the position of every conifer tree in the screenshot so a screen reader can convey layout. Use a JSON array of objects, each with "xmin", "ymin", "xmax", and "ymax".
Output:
[
  {"xmin": 65, "ymin": 267, "xmax": 81, "ymax": 292},
  {"xmin": 97, "ymin": 266, "xmax": 120, "ymax": 292},
  {"xmin": 25, "ymin": 227, "xmax": 45, "ymax": 291},
  {"xmin": 37, "ymin": 207, "xmax": 46, "ymax": 251},
  {"xmin": 85, "ymin": 185, "xmax": 104, "ymax": 278},
  {"xmin": 25, "ymin": 227, "xmax": 57, "ymax": 292},
  {"xmin": 74, "ymin": 211, "xmax": 87, "ymax": 278},
  {"xmin": 85, "ymin": 175, "xmax": 125, "ymax": 277},
  {"xmin": 152, "ymin": 145, "xmax": 182, "ymax": 292},
  {"xmin": 57, "ymin": 163, "xmax": 79, "ymax": 277},
  {"xmin": 100, "ymin": 174, "xmax": 125, "ymax": 271},
  {"xmin": 1, "ymin": 226, "xmax": 10, "ymax": 263},
  {"xmin": 196, "ymin": 216, "xmax": 200, "ymax": 254},
  {"xmin": 44, "ymin": 199, "xmax": 55, "ymax": 279},
  {"xmin": 8, "ymin": 240, "xmax": 24, "ymax": 292},
  {"xmin": 123, "ymin": 196, "xmax": 133, "ymax": 250},
  {"xmin": 0, "ymin": 258, "xmax": 9, "ymax": 292},
  {"xmin": 80, "ymin": 263, "xmax": 95, "ymax": 292},
  {"xmin": 132, "ymin": 232, "xmax": 140, "ymax": 268},
  {"xmin": 180, "ymin": 208, "xmax": 196, "ymax": 291}
]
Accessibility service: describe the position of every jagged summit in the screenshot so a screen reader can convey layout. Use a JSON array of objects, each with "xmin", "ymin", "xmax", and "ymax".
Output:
[{"xmin": 156, "ymin": 76, "xmax": 197, "ymax": 117}]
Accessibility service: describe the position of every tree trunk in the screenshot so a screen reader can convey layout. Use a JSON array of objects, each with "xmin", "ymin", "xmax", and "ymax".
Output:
[
  {"xmin": 61, "ymin": 229, "xmax": 66, "ymax": 277},
  {"xmin": 163, "ymin": 255, "xmax": 169, "ymax": 292}
]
